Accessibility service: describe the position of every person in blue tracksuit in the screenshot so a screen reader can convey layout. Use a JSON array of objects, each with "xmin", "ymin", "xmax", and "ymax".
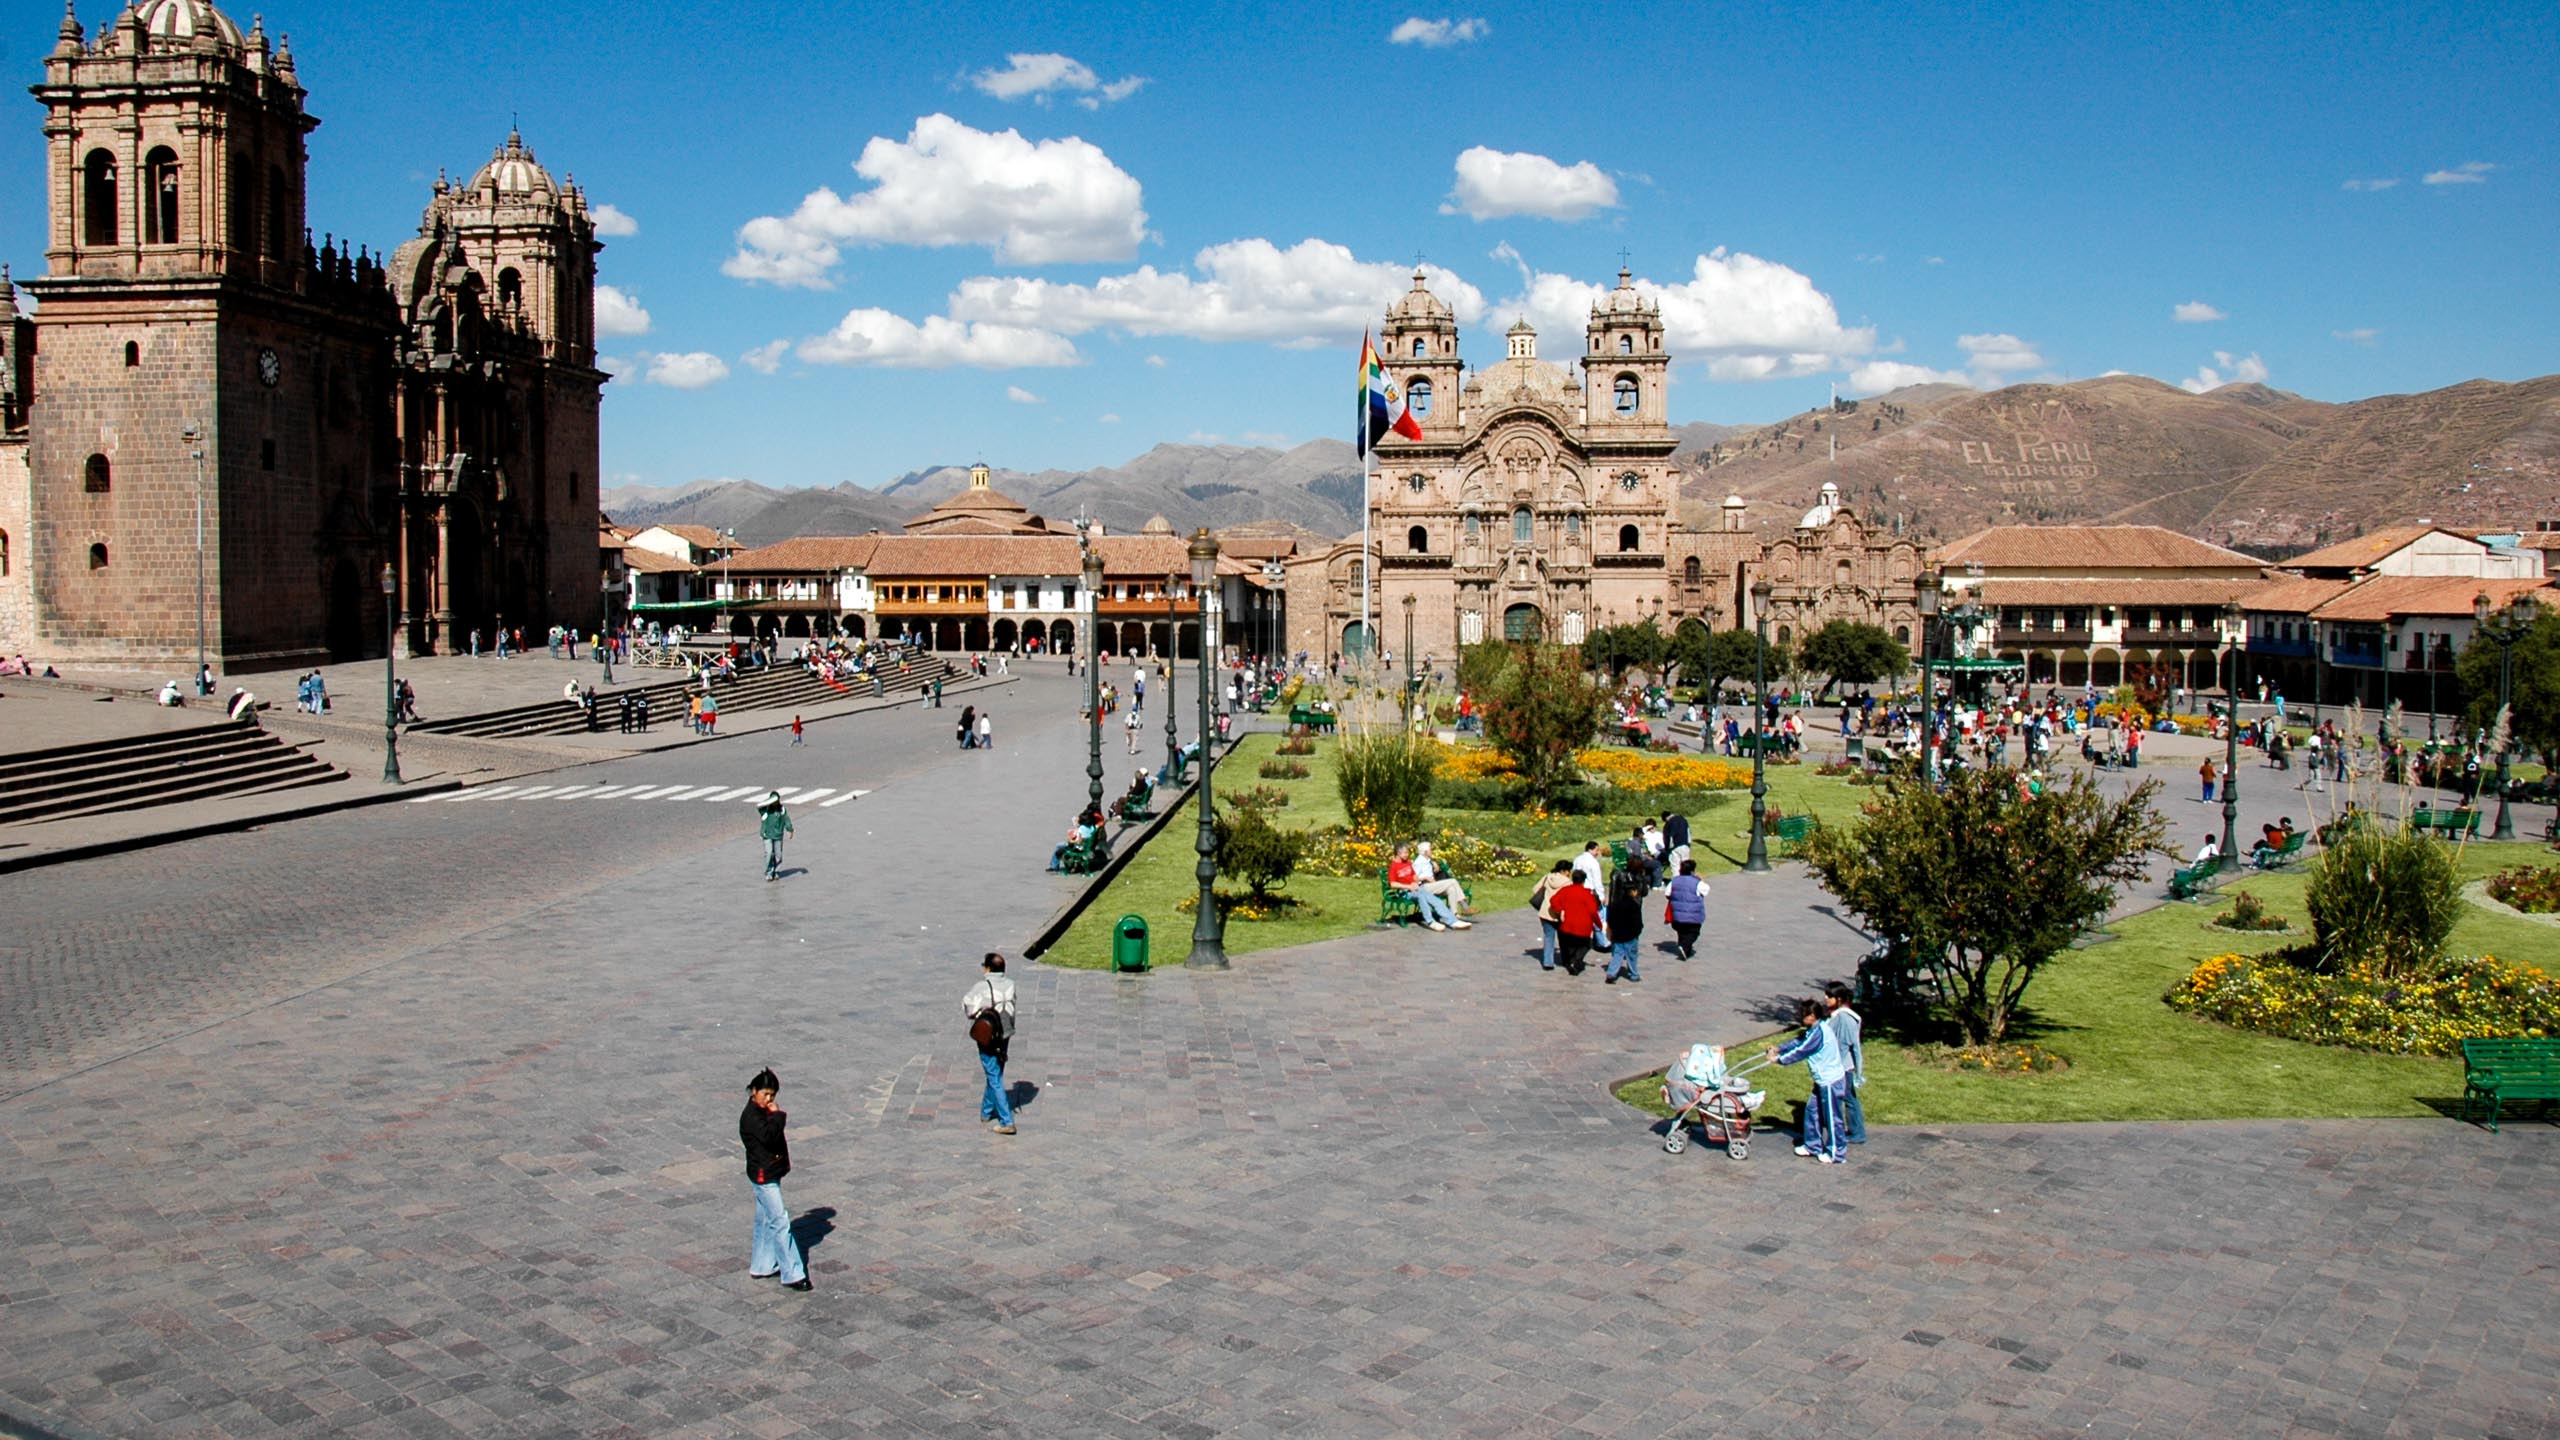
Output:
[
  {"xmin": 1767, "ymin": 999, "xmax": 1850, "ymax": 1163},
  {"xmin": 1823, "ymin": 984, "xmax": 1867, "ymax": 1145}
]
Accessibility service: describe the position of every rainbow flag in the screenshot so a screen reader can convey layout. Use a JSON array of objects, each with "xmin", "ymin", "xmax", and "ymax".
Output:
[{"xmin": 1357, "ymin": 332, "xmax": 1422, "ymax": 456}]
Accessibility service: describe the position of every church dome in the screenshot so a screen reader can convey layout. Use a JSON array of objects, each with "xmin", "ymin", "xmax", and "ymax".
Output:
[
  {"xmin": 1797, "ymin": 480, "xmax": 1844, "ymax": 530},
  {"xmin": 1387, "ymin": 268, "xmax": 1452, "ymax": 322},
  {"xmin": 471, "ymin": 132, "xmax": 556, "ymax": 196},
  {"xmin": 133, "ymin": 0, "xmax": 244, "ymax": 50},
  {"xmin": 1141, "ymin": 514, "xmax": 1176, "ymax": 536}
]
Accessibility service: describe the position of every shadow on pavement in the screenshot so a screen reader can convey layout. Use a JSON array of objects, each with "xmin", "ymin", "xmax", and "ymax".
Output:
[{"xmin": 792, "ymin": 1206, "xmax": 836, "ymax": 1254}]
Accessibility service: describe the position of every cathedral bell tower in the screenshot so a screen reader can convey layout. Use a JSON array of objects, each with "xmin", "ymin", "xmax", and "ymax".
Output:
[
  {"xmin": 35, "ymin": 0, "xmax": 314, "ymax": 286},
  {"xmin": 1583, "ymin": 266, "xmax": 1668, "ymax": 429},
  {"xmin": 1378, "ymin": 267, "xmax": 1462, "ymax": 441}
]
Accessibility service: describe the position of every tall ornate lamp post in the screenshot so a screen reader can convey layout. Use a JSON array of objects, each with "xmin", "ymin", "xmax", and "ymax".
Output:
[
  {"xmin": 1402, "ymin": 593, "xmax": 1418, "ymax": 726},
  {"xmin": 2474, "ymin": 591, "xmax": 2538, "ymax": 840},
  {"xmin": 185, "ymin": 423, "xmax": 209, "ymax": 692},
  {"xmin": 1079, "ymin": 519, "xmax": 1105, "ymax": 822},
  {"xmin": 1916, "ymin": 570, "xmax": 1941, "ymax": 784},
  {"xmin": 1164, "ymin": 573, "xmax": 1182, "ymax": 779},
  {"xmin": 1745, "ymin": 578, "xmax": 1774, "ymax": 873},
  {"xmin": 2219, "ymin": 600, "xmax": 2243, "ymax": 870},
  {"xmin": 380, "ymin": 563, "xmax": 402, "ymax": 784},
  {"xmin": 1187, "ymin": 529, "xmax": 1229, "ymax": 968}
]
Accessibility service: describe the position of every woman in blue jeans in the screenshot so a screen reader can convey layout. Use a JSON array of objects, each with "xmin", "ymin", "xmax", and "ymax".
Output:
[
  {"xmin": 738, "ymin": 1068, "xmax": 811, "ymax": 1290},
  {"xmin": 1603, "ymin": 868, "xmax": 1645, "ymax": 984}
]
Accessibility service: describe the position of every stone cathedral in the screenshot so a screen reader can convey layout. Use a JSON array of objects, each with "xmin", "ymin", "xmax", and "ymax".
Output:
[
  {"xmin": 0, "ymin": 0, "xmax": 603, "ymax": 669},
  {"xmin": 1286, "ymin": 266, "xmax": 1927, "ymax": 664}
]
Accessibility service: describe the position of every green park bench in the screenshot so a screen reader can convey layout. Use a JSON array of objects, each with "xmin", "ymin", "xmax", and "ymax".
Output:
[
  {"xmin": 1771, "ymin": 815, "xmax": 1822, "ymax": 854},
  {"xmin": 2250, "ymin": 830, "xmax": 2309, "ymax": 870},
  {"xmin": 1733, "ymin": 732, "xmax": 1786, "ymax": 757},
  {"xmin": 1289, "ymin": 706, "xmax": 1337, "ymax": 734},
  {"xmin": 2409, "ymin": 807, "xmax": 2482, "ymax": 839},
  {"xmin": 1114, "ymin": 783, "xmax": 1155, "ymax": 823},
  {"xmin": 1056, "ymin": 836, "xmax": 1108, "ymax": 876},
  {"xmin": 2167, "ymin": 863, "xmax": 2217, "ymax": 901},
  {"xmin": 1377, "ymin": 868, "xmax": 1419, "ymax": 925},
  {"xmin": 2460, "ymin": 1037, "xmax": 2560, "ymax": 1132}
]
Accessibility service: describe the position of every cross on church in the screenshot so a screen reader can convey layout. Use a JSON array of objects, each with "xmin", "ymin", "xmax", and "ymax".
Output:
[{"xmin": 1616, "ymin": 247, "xmax": 1633, "ymax": 271}]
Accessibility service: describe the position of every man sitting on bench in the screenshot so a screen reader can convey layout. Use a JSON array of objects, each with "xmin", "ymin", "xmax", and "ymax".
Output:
[{"xmin": 2248, "ymin": 817, "xmax": 2296, "ymax": 868}]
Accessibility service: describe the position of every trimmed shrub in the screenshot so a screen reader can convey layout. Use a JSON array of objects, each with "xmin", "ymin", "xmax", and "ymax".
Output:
[
  {"xmin": 2304, "ymin": 825, "xmax": 2459, "ymax": 976},
  {"xmin": 1335, "ymin": 732, "xmax": 1440, "ymax": 838},
  {"xmin": 1213, "ymin": 803, "xmax": 1307, "ymax": 899}
]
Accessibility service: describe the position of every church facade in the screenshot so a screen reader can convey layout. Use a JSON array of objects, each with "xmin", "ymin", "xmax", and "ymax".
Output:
[
  {"xmin": 0, "ymin": 0, "xmax": 601, "ymax": 669},
  {"xmin": 1284, "ymin": 269, "xmax": 1922, "ymax": 664}
]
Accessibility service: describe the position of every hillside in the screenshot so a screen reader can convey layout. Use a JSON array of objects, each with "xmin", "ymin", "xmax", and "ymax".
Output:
[{"xmin": 604, "ymin": 373, "xmax": 2560, "ymax": 552}]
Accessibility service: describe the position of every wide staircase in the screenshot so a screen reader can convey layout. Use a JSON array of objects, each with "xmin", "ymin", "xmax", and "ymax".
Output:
[
  {"xmin": 0, "ymin": 719, "xmax": 348, "ymax": 827},
  {"xmin": 406, "ymin": 653, "xmax": 968, "ymax": 741}
]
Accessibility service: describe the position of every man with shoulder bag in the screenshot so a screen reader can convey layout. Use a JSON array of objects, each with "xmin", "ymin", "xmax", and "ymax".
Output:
[{"xmin": 964, "ymin": 953, "xmax": 1019, "ymax": 1135}]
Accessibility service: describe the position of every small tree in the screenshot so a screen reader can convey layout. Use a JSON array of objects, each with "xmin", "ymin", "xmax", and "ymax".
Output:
[
  {"xmin": 1456, "ymin": 639, "xmax": 1520, "ymax": 699},
  {"xmin": 1335, "ymin": 731, "xmax": 1440, "ymax": 837},
  {"xmin": 1480, "ymin": 642, "xmax": 1611, "ymax": 804},
  {"xmin": 1795, "ymin": 620, "xmax": 1909, "ymax": 696},
  {"xmin": 1690, "ymin": 628, "xmax": 1786, "ymax": 701},
  {"xmin": 2456, "ymin": 604, "xmax": 2560, "ymax": 766},
  {"xmin": 1215, "ymin": 802, "xmax": 1307, "ymax": 900},
  {"xmin": 2304, "ymin": 825, "xmax": 2459, "ymax": 977},
  {"xmin": 1584, "ymin": 620, "xmax": 1667, "ymax": 681},
  {"xmin": 1799, "ymin": 769, "xmax": 2168, "ymax": 1045}
]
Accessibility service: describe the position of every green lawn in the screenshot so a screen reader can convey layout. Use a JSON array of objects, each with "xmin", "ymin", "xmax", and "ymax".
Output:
[
  {"xmin": 1617, "ymin": 840, "xmax": 2560, "ymax": 1126},
  {"xmin": 1041, "ymin": 731, "xmax": 1876, "ymax": 970}
]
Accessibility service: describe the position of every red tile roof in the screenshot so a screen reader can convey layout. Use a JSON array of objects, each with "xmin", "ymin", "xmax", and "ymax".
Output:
[
  {"xmin": 724, "ymin": 536, "xmax": 884, "ymax": 573},
  {"xmin": 2308, "ymin": 575, "xmax": 2553, "ymax": 623},
  {"xmin": 862, "ymin": 536, "xmax": 1085, "ymax": 577},
  {"xmin": 1973, "ymin": 578, "xmax": 2268, "ymax": 607},
  {"xmin": 619, "ymin": 548, "xmax": 699, "ymax": 574},
  {"xmin": 2284, "ymin": 525, "xmax": 2459, "ymax": 572},
  {"xmin": 1935, "ymin": 525, "xmax": 2261, "ymax": 571}
]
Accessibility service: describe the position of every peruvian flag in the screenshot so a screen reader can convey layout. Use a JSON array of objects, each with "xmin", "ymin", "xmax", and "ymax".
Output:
[{"xmin": 1358, "ymin": 332, "xmax": 1423, "ymax": 455}]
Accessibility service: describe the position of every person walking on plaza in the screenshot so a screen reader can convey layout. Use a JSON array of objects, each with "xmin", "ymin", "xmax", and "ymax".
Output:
[
  {"xmin": 1529, "ymin": 861, "xmax": 1573, "ymax": 971},
  {"xmin": 1823, "ymin": 985, "xmax": 1868, "ymax": 1145},
  {"xmin": 738, "ymin": 1068, "xmax": 811, "ymax": 1290},
  {"xmin": 965, "ymin": 954, "xmax": 1019, "ymax": 1134},
  {"xmin": 2200, "ymin": 755, "xmax": 2218, "ymax": 804},
  {"xmin": 1551, "ymin": 868, "xmax": 1600, "ymax": 976},
  {"xmin": 1768, "ymin": 998, "xmax": 1851, "ymax": 1164},
  {"xmin": 975, "ymin": 710, "xmax": 993, "ymax": 752},
  {"xmin": 1602, "ymin": 869, "xmax": 1645, "ymax": 985},
  {"xmin": 1665, "ymin": 859, "xmax": 1707, "ymax": 960},
  {"xmin": 790, "ymin": 713, "xmax": 804, "ymax": 746},
  {"xmin": 757, "ymin": 791, "xmax": 794, "ymax": 882}
]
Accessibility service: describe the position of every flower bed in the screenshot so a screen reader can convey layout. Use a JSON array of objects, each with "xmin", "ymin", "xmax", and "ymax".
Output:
[
  {"xmin": 1257, "ymin": 759, "xmax": 1311, "ymax": 780},
  {"xmin": 1434, "ymin": 745, "xmax": 1752, "ymax": 793},
  {"xmin": 2169, "ymin": 951, "xmax": 2557, "ymax": 1055},
  {"xmin": 1228, "ymin": 784, "xmax": 1291, "ymax": 810},
  {"xmin": 1297, "ymin": 818, "xmax": 1540, "ymax": 880},
  {"xmin": 2487, "ymin": 864, "xmax": 2560, "ymax": 914}
]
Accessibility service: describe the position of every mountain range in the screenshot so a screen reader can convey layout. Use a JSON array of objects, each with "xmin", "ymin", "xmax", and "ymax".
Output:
[{"xmin": 602, "ymin": 374, "xmax": 2560, "ymax": 554}]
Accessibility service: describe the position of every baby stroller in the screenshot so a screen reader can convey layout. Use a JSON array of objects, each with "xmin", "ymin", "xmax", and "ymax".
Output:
[{"xmin": 1659, "ymin": 1044, "xmax": 1774, "ymax": 1160}]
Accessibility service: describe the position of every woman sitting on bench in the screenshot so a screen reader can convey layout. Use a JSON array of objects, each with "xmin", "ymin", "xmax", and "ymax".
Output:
[{"xmin": 2248, "ymin": 817, "xmax": 2296, "ymax": 867}]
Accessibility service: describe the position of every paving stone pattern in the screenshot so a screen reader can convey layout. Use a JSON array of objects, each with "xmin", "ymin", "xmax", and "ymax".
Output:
[{"xmin": 0, "ymin": 673, "xmax": 2552, "ymax": 1439}]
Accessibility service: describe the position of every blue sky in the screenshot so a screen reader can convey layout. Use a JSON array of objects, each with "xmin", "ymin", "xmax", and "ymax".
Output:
[{"xmin": 5, "ymin": 1, "xmax": 2552, "ymax": 494}]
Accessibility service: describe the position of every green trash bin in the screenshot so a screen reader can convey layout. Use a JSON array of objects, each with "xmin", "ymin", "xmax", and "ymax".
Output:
[{"xmin": 1111, "ymin": 914, "xmax": 1150, "ymax": 973}]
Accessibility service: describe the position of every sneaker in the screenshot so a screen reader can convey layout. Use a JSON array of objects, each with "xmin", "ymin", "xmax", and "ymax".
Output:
[
  {"xmin": 1793, "ymin": 1145, "xmax": 1815, "ymax": 1157},
  {"xmin": 784, "ymin": 1278, "xmax": 813, "ymax": 1291},
  {"xmin": 1817, "ymin": 1153, "xmax": 1842, "ymax": 1165},
  {"xmin": 1449, "ymin": 920, "xmax": 1473, "ymax": 930},
  {"xmin": 994, "ymin": 1124, "xmax": 1017, "ymax": 1136},
  {"xmin": 1425, "ymin": 921, "xmax": 1448, "ymax": 931},
  {"xmin": 748, "ymin": 1271, "xmax": 778, "ymax": 1279}
]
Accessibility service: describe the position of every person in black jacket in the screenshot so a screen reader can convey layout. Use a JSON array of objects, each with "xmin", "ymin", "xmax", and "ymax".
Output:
[
  {"xmin": 1603, "ymin": 868, "xmax": 1646, "ymax": 985},
  {"xmin": 739, "ymin": 1068, "xmax": 810, "ymax": 1291}
]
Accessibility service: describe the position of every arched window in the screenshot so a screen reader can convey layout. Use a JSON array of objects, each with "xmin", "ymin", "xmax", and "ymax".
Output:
[
  {"xmin": 0, "ymin": 529, "xmax": 9, "ymax": 576},
  {"xmin": 144, "ymin": 147, "xmax": 180, "ymax": 245},
  {"xmin": 83, "ymin": 454, "xmax": 111, "ymax": 494},
  {"xmin": 83, "ymin": 151, "xmax": 118, "ymax": 246},
  {"xmin": 1777, "ymin": 624, "xmax": 1792, "ymax": 647},
  {"xmin": 1408, "ymin": 377, "xmax": 1432, "ymax": 417},
  {"xmin": 88, "ymin": 542, "xmax": 109, "ymax": 570},
  {"xmin": 1564, "ymin": 512, "xmax": 1582, "ymax": 539},
  {"xmin": 1618, "ymin": 334, "xmax": 1633, "ymax": 354},
  {"xmin": 1407, "ymin": 525, "xmax": 1428, "ymax": 554},
  {"xmin": 1618, "ymin": 524, "xmax": 1640, "ymax": 552},
  {"xmin": 1836, "ymin": 559, "xmax": 1853, "ymax": 588},
  {"xmin": 1511, "ymin": 506, "xmax": 1532, "ymax": 544},
  {"xmin": 123, "ymin": 341, "xmax": 139, "ymax": 368},
  {"xmin": 1683, "ymin": 556, "xmax": 1702, "ymax": 584},
  {"xmin": 1411, "ymin": 337, "xmax": 1425, "ymax": 358},
  {"xmin": 266, "ymin": 166, "xmax": 287, "ymax": 261},
  {"xmin": 1894, "ymin": 624, "xmax": 1910, "ymax": 644},
  {"xmin": 497, "ymin": 267, "xmax": 523, "ymax": 309},
  {"xmin": 1463, "ymin": 512, "xmax": 1482, "ymax": 542},
  {"xmin": 1613, "ymin": 374, "xmax": 1639, "ymax": 415}
]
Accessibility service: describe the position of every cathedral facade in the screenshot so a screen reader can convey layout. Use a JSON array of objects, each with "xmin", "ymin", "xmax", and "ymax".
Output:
[
  {"xmin": 1285, "ymin": 268, "xmax": 1921, "ymax": 664},
  {"xmin": 0, "ymin": 0, "xmax": 601, "ymax": 669}
]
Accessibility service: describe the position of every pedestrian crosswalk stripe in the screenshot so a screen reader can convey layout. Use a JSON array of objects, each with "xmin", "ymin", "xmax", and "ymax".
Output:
[
  {"xmin": 544, "ymin": 784, "xmax": 609, "ymax": 800},
  {"xmin": 624, "ymin": 784, "xmax": 690, "ymax": 800},
  {"xmin": 509, "ymin": 785, "xmax": 566, "ymax": 800},
  {"xmin": 783, "ymin": 788, "xmax": 836, "ymax": 805},
  {"xmin": 819, "ymin": 789, "xmax": 870, "ymax": 807},
  {"xmin": 663, "ymin": 785, "xmax": 725, "ymax": 801},
  {"xmin": 702, "ymin": 786, "xmax": 763, "ymax": 802},
  {"xmin": 446, "ymin": 785, "xmax": 525, "ymax": 803},
  {"xmin": 574, "ymin": 784, "xmax": 646, "ymax": 800}
]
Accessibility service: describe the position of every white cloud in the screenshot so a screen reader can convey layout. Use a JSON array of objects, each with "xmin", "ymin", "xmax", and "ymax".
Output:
[
  {"xmin": 797, "ymin": 310, "xmax": 1080, "ymax": 370},
  {"xmin": 638, "ymin": 351, "xmax": 729, "ymax": 390},
  {"xmin": 1443, "ymin": 146, "xmax": 1618, "ymax": 222},
  {"xmin": 2179, "ymin": 350, "xmax": 2270, "ymax": 394},
  {"xmin": 2423, "ymin": 160, "xmax": 2495, "ymax": 186},
  {"xmin": 948, "ymin": 238, "xmax": 1487, "ymax": 346},
  {"xmin": 1098, "ymin": 412, "xmax": 1122, "ymax": 423},
  {"xmin": 1923, "ymin": 255, "xmax": 1945, "ymax": 266},
  {"xmin": 1390, "ymin": 16, "xmax": 1487, "ymax": 46},
  {"xmin": 2173, "ymin": 300, "xmax": 2226, "ymax": 323},
  {"xmin": 1505, "ymin": 249, "xmax": 1873, "ymax": 381},
  {"xmin": 740, "ymin": 339, "xmax": 791, "ymax": 374},
  {"xmin": 967, "ymin": 53, "xmax": 1146, "ymax": 109},
  {"xmin": 594, "ymin": 284, "xmax": 653, "ymax": 338},
  {"xmin": 1958, "ymin": 332, "xmax": 2044, "ymax": 373},
  {"xmin": 1853, "ymin": 252, "xmax": 1887, "ymax": 265},
  {"xmin": 724, "ymin": 114, "xmax": 1148, "ymax": 286},
  {"xmin": 590, "ymin": 203, "xmax": 639, "ymax": 237},
  {"xmin": 1145, "ymin": 354, "xmax": 1166, "ymax": 367},
  {"xmin": 2333, "ymin": 327, "xmax": 2380, "ymax": 347},
  {"xmin": 1845, "ymin": 360, "xmax": 1973, "ymax": 394},
  {"xmin": 1005, "ymin": 385, "xmax": 1044, "ymax": 404},
  {"xmin": 2342, "ymin": 177, "xmax": 2400, "ymax": 192}
]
